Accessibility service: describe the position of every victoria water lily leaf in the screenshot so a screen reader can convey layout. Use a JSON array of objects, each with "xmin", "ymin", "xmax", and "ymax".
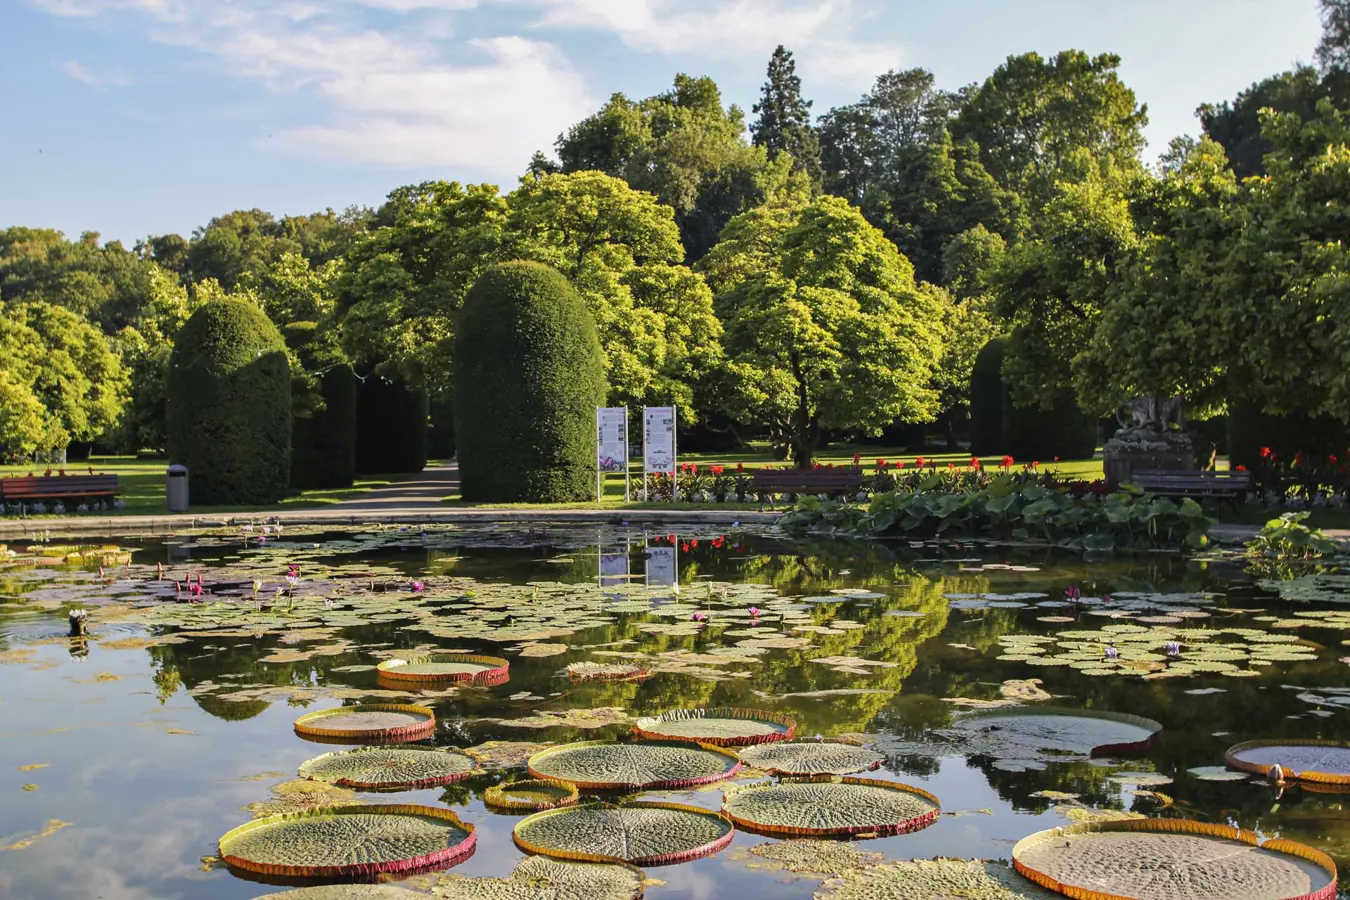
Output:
[
  {"xmin": 817, "ymin": 858, "xmax": 1061, "ymax": 900},
  {"xmin": 0, "ymin": 819, "xmax": 72, "ymax": 851},
  {"xmin": 564, "ymin": 661, "xmax": 651, "ymax": 682},
  {"xmin": 1188, "ymin": 766, "xmax": 1251, "ymax": 782},
  {"xmin": 293, "ymin": 705, "xmax": 436, "ymax": 744},
  {"xmin": 482, "ymin": 707, "xmax": 632, "ymax": 731},
  {"xmin": 253, "ymin": 886, "xmax": 426, "ymax": 899},
  {"xmin": 219, "ymin": 804, "xmax": 476, "ymax": 879},
  {"xmin": 245, "ymin": 779, "xmax": 359, "ymax": 818},
  {"xmin": 1106, "ymin": 771, "xmax": 1174, "ymax": 787},
  {"xmin": 1012, "ymin": 819, "xmax": 1336, "ymax": 900},
  {"xmin": 737, "ymin": 740, "xmax": 885, "ymax": 776},
  {"xmin": 527, "ymin": 740, "xmax": 742, "ymax": 791},
  {"xmin": 632, "ymin": 708, "xmax": 796, "ymax": 747},
  {"xmin": 376, "ymin": 655, "xmax": 509, "ymax": 686},
  {"xmin": 483, "ymin": 779, "xmax": 579, "ymax": 812},
  {"xmin": 298, "ymin": 747, "xmax": 479, "ymax": 790},
  {"xmin": 1226, "ymin": 740, "xmax": 1350, "ymax": 786},
  {"xmin": 952, "ymin": 707, "xmax": 1162, "ymax": 757},
  {"xmin": 464, "ymin": 741, "xmax": 553, "ymax": 770},
  {"xmin": 721, "ymin": 777, "xmax": 940, "ymax": 837},
  {"xmin": 1053, "ymin": 805, "xmax": 1144, "ymax": 824},
  {"xmin": 733, "ymin": 839, "xmax": 884, "ymax": 877},
  {"xmin": 512, "ymin": 802, "xmax": 733, "ymax": 866},
  {"xmin": 431, "ymin": 855, "xmax": 643, "ymax": 900}
]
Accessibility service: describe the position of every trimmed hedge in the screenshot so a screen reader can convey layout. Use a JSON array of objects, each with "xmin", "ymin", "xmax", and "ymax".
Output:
[
  {"xmin": 1228, "ymin": 401, "xmax": 1347, "ymax": 471},
  {"xmin": 968, "ymin": 336, "xmax": 1097, "ymax": 461},
  {"xmin": 969, "ymin": 338, "xmax": 1007, "ymax": 455},
  {"xmin": 166, "ymin": 299, "xmax": 291, "ymax": 505},
  {"xmin": 283, "ymin": 322, "xmax": 356, "ymax": 491},
  {"xmin": 454, "ymin": 261, "xmax": 607, "ymax": 502},
  {"xmin": 355, "ymin": 377, "xmax": 428, "ymax": 475}
]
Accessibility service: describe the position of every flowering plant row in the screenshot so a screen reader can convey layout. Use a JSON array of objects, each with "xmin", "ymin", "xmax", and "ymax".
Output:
[{"xmin": 1245, "ymin": 447, "xmax": 1350, "ymax": 508}]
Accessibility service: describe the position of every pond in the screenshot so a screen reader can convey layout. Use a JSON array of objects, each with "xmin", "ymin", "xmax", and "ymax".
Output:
[{"xmin": 1, "ymin": 522, "xmax": 1348, "ymax": 899}]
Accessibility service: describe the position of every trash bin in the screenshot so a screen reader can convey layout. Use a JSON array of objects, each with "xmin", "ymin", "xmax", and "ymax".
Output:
[{"xmin": 166, "ymin": 465, "xmax": 189, "ymax": 512}]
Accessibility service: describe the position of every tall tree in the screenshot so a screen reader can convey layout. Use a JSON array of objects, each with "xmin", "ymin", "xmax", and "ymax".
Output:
[
  {"xmin": 1319, "ymin": 0, "xmax": 1350, "ymax": 73},
  {"xmin": 751, "ymin": 46, "xmax": 822, "ymax": 186},
  {"xmin": 1199, "ymin": 67, "xmax": 1332, "ymax": 179}
]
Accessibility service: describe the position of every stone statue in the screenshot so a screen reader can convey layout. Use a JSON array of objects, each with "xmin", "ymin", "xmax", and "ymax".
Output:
[{"xmin": 1107, "ymin": 395, "xmax": 1192, "ymax": 453}]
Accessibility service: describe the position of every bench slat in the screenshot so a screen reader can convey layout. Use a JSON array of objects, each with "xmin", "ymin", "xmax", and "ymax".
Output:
[{"xmin": 1, "ymin": 475, "xmax": 121, "ymax": 501}]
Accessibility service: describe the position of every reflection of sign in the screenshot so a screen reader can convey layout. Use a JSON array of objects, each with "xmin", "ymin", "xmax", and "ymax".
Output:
[
  {"xmin": 643, "ymin": 406, "xmax": 676, "ymax": 474},
  {"xmin": 596, "ymin": 408, "xmax": 628, "ymax": 473},
  {"xmin": 599, "ymin": 549, "xmax": 629, "ymax": 588},
  {"xmin": 646, "ymin": 542, "xmax": 677, "ymax": 587}
]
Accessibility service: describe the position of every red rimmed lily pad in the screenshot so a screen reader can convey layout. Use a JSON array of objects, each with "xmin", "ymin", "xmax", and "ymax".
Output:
[
  {"xmin": 484, "ymin": 778, "xmax": 580, "ymax": 812},
  {"xmin": 738, "ymin": 739, "xmax": 886, "ymax": 776},
  {"xmin": 297, "ymin": 747, "xmax": 479, "ymax": 790},
  {"xmin": 293, "ymin": 705, "xmax": 436, "ymax": 745},
  {"xmin": 375, "ymin": 654, "xmax": 509, "ymax": 686},
  {"xmin": 512, "ymin": 801, "xmax": 734, "ymax": 866},
  {"xmin": 1226, "ymin": 740, "xmax": 1350, "ymax": 787},
  {"xmin": 633, "ymin": 708, "xmax": 796, "ymax": 747},
  {"xmin": 527, "ymin": 740, "xmax": 742, "ymax": 792},
  {"xmin": 721, "ymin": 776, "xmax": 940, "ymax": 838}
]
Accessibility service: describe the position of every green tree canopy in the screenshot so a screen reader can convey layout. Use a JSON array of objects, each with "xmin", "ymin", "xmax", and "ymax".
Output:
[
  {"xmin": 1199, "ymin": 66, "xmax": 1336, "ymax": 179},
  {"xmin": 0, "ymin": 227, "xmax": 157, "ymax": 333},
  {"xmin": 750, "ymin": 45, "xmax": 822, "ymax": 186},
  {"xmin": 701, "ymin": 196, "xmax": 947, "ymax": 465}
]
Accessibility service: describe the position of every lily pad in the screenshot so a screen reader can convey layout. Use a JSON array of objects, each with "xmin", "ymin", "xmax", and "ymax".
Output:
[
  {"xmin": 527, "ymin": 740, "xmax": 742, "ymax": 791},
  {"xmin": 952, "ymin": 707, "xmax": 1162, "ymax": 757},
  {"xmin": 1012, "ymin": 819, "xmax": 1336, "ymax": 900},
  {"xmin": 293, "ymin": 705, "xmax": 436, "ymax": 745},
  {"xmin": 734, "ymin": 839, "xmax": 885, "ymax": 877},
  {"xmin": 721, "ymin": 777, "xmax": 940, "ymax": 837},
  {"xmin": 1188, "ymin": 766, "xmax": 1251, "ymax": 782},
  {"xmin": 565, "ymin": 662, "xmax": 651, "ymax": 682},
  {"xmin": 483, "ymin": 779, "xmax": 580, "ymax": 812},
  {"xmin": 376, "ymin": 654, "xmax": 509, "ymax": 685},
  {"xmin": 253, "ymin": 887, "xmax": 425, "ymax": 899},
  {"xmin": 298, "ymin": 747, "xmax": 479, "ymax": 790},
  {"xmin": 737, "ymin": 740, "xmax": 885, "ymax": 776},
  {"xmin": 817, "ymin": 858, "xmax": 1061, "ymax": 900},
  {"xmin": 632, "ymin": 708, "xmax": 796, "ymax": 747},
  {"xmin": 512, "ymin": 801, "xmax": 733, "ymax": 866},
  {"xmin": 1226, "ymin": 740, "xmax": 1350, "ymax": 785},
  {"xmin": 219, "ymin": 804, "xmax": 476, "ymax": 879},
  {"xmin": 432, "ymin": 855, "xmax": 644, "ymax": 899}
]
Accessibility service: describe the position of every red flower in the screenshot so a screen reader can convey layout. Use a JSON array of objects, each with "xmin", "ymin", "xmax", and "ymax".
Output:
[
  {"xmin": 896, "ymin": 460, "xmax": 905, "ymax": 470},
  {"xmin": 667, "ymin": 534, "xmax": 676, "ymax": 544},
  {"xmin": 852, "ymin": 452, "xmax": 861, "ymax": 465},
  {"xmin": 876, "ymin": 459, "xmax": 888, "ymax": 469},
  {"xmin": 43, "ymin": 468, "xmax": 52, "ymax": 477},
  {"xmin": 826, "ymin": 462, "xmax": 835, "ymax": 469},
  {"xmin": 1030, "ymin": 461, "xmax": 1040, "ymax": 469},
  {"xmin": 1236, "ymin": 465, "xmax": 1248, "ymax": 472},
  {"xmin": 812, "ymin": 462, "xmax": 823, "ymax": 470},
  {"xmin": 916, "ymin": 456, "xmax": 926, "ymax": 467},
  {"xmin": 1331, "ymin": 455, "xmax": 1340, "ymax": 465},
  {"xmin": 1001, "ymin": 455, "xmax": 1014, "ymax": 468},
  {"xmin": 710, "ymin": 465, "xmax": 724, "ymax": 476},
  {"xmin": 1260, "ymin": 446, "xmax": 1272, "ymax": 459},
  {"xmin": 736, "ymin": 462, "xmax": 745, "ymax": 471},
  {"xmin": 948, "ymin": 462, "xmax": 956, "ymax": 470},
  {"xmin": 1295, "ymin": 451, "xmax": 1307, "ymax": 467},
  {"xmin": 1053, "ymin": 456, "xmax": 1060, "ymax": 463},
  {"xmin": 970, "ymin": 458, "xmax": 981, "ymax": 469},
  {"xmin": 681, "ymin": 542, "xmax": 690, "ymax": 552},
  {"xmin": 690, "ymin": 539, "xmax": 699, "ymax": 548}
]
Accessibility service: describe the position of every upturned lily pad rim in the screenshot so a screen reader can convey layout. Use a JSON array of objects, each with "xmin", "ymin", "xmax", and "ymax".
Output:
[
  {"xmin": 737, "ymin": 738, "xmax": 886, "ymax": 776},
  {"xmin": 565, "ymin": 662, "xmax": 654, "ymax": 682},
  {"xmin": 483, "ymin": 778, "xmax": 580, "ymax": 811},
  {"xmin": 512, "ymin": 801, "xmax": 735, "ymax": 866},
  {"xmin": 375, "ymin": 654, "xmax": 510, "ymax": 685},
  {"xmin": 1225, "ymin": 739, "xmax": 1350, "ymax": 786},
  {"xmin": 720, "ymin": 776, "xmax": 942, "ymax": 838},
  {"xmin": 632, "ymin": 707, "xmax": 798, "ymax": 747},
  {"xmin": 527, "ymin": 739, "xmax": 743, "ymax": 791},
  {"xmin": 297, "ymin": 747, "xmax": 480, "ymax": 790},
  {"xmin": 1011, "ymin": 818, "xmax": 1338, "ymax": 900},
  {"xmin": 292, "ymin": 705, "xmax": 436, "ymax": 745},
  {"xmin": 218, "ymin": 804, "xmax": 476, "ymax": 880},
  {"xmin": 953, "ymin": 706, "xmax": 1163, "ymax": 757}
]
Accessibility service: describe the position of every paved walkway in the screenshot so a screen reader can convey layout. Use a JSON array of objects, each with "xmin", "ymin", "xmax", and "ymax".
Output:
[{"xmin": 336, "ymin": 463, "xmax": 461, "ymax": 511}]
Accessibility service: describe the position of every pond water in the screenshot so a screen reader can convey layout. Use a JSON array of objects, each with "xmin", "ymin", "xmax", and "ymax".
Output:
[{"xmin": 1, "ymin": 522, "xmax": 1349, "ymax": 899}]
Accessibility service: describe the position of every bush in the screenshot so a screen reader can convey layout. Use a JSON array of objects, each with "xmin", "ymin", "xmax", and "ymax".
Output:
[
  {"xmin": 355, "ymin": 377, "xmax": 428, "ymax": 475},
  {"xmin": 166, "ymin": 299, "xmax": 291, "ymax": 505},
  {"xmin": 454, "ymin": 261, "xmax": 607, "ymax": 502},
  {"xmin": 283, "ymin": 322, "xmax": 356, "ymax": 491},
  {"xmin": 1004, "ymin": 392, "xmax": 1098, "ymax": 461},
  {"xmin": 968, "ymin": 338, "xmax": 1007, "ymax": 455}
]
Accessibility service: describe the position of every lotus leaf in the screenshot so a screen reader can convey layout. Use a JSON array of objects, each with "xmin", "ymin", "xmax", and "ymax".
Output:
[
  {"xmin": 737, "ymin": 741, "xmax": 885, "ymax": 776},
  {"xmin": 219, "ymin": 804, "xmax": 476, "ymax": 878},
  {"xmin": 527, "ymin": 740, "xmax": 741, "ymax": 790},
  {"xmin": 431, "ymin": 855, "xmax": 643, "ymax": 899},
  {"xmin": 1012, "ymin": 819, "xmax": 1336, "ymax": 900},
  {"xmin": 298, "ymin": 747, "xmax": 479, "ymax": 790},
  {"xmin": 293, "ymin": 705, "xmax": 436, "ymax": 744},
  {"xmin": 632, "ymin": 708, "xmax": 796, "ymax": 747},
  {"xmin": 721, "ymin": 777, "xmax": 940, "ymax": 837},
  {"xmin": 1226, "ymin": 740, "xmax": 1350, "ymax": 785},
  {"xmin": 816, "ymin": 858, "xmax": 1061, "ymax": 900},
  {"xmin": 483, "ymin": 779, "xmax": 579, "ymax": 811},
  {"xmin": 512, "ymin": 802, "xmax": 733, "ymax": 866}
]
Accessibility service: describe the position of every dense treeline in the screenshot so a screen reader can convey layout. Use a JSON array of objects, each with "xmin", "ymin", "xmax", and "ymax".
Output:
[{"xmin": 4, "ymin": 3, "xmax": 1350, "ymax": 470}]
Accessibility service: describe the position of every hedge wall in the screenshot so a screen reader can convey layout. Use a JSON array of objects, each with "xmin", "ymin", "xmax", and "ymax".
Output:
[
  {"xmin": 282, "ymin": 322, "xmax": 356, "ymax": 491},
  {"xmin": 968, "ymin": 336, "xmax": 1097, "ymax": 462},
  {"xmin": 166, "ymin": 299, "xmax": 291, "ymax": 505},
  {"xmin": 454, "ymin": 261, "xmax": 607, "ymax": 502},
  {"xmin": 355, "ymin": 377, "xmax": 428, "ymax": 475},
  {"xmin": 969, "ymin": 338, "xmax": 1007, "ymax": 456}
]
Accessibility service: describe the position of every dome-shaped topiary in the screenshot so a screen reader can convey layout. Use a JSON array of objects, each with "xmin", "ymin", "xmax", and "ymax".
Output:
[
  {"xmin": 454, "ymin": 262, "xmax": 607, "ymax": 502},
  {"xmin": 166, "ymin": 299, "xmax": 291, "ymax": 505}
]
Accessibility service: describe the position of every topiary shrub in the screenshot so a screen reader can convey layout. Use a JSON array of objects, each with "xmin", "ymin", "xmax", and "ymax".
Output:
[
  {"xmin": 969, "ymin": 338, "xmax": 1007, "ymax": 456},
  {"xmin": 455, "ymin": 261, "xmax": 607, "ymax": 502},
  {"xmin": 283, "ymin": 322, "xmax": 356, "ymax": 491},
  {"xmin": 1004, "ymin": 392, "xmax": 1098, "ymax": 462},
  {"xmin": 355, "ymin": 377, "xmax": 428, "ymax": 475},
  {"xmin": 166, "ymin": 299, "xmax": 291, "ymax": 506}
]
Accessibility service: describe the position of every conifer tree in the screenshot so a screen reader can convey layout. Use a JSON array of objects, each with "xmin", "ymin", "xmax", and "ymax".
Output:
[{"xmin": 751, "ymin": 45, "xmax": 822, "ymax": 186}]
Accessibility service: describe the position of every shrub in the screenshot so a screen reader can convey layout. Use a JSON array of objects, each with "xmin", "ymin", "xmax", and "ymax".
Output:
[
  {"xmin": 1003, "ymin": 392, "xmax": 1098, "ymax": 461},
  {"xmin": 454, "ymin": 261, "xmax": 607, "ymax": 502},
  {"xmin": 1227, "ymin": 400, "xmax": 1347, "ymax": 472},
  {"xmin": 355, "ymin": 377, "xmax": 428, "ymax": 475},
  {"xmin": 166, "ymin": 299, "xmax": 291, "ymax": 505},
  {"xmin": 283, "ymin": 322, "xmax": 356, "ymax": 491},
  {"xmin": 968, "ymin": 338, "xmax": 1007, "ymax": 455}
]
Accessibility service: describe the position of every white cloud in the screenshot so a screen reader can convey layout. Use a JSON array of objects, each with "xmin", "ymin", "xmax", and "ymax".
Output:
[{"xmin": 61, "ymin": 59, "xmax": 135, "ymax": 87}]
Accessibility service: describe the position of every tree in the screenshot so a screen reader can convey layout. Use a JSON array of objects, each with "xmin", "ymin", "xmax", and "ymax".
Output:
[
  {"xmin": 700, "ymin": 196, "xmax": 947, "ymax": 465},
  {"xmin": 1319, "ymin": 0, "xmax": 1350, "ymax": 73},
  {"xmin": 455, "ymin": 262, "xmax": 606, "ymax": 502},
  {"xmin": 0, "ymin": 370, "xmax": 60, "ymax": 461},
  {"xmin": 751, "ymin": 46, "xmax": 822, "ymax": 186},
  {"xmin": 242, "ymin": 252, "xmax": 341, "ymax": 326},
  {"xmin": 506, "ymin": 171, "xmax": 722, "ymax": 419},
  {"xmin": 953, "ymin": 51, "xmax": 1148, "ymax": 207},
  {"xmin": 1199, "ymin": 67, "xmax": 1333, "ymax": 179},
  {"xmin": 1, "ymin": 226, "xmax": 157, "ymax": 333},
  {"xmin": 185, "ymin": 208, "xmax": 368, "ymax": 290}
]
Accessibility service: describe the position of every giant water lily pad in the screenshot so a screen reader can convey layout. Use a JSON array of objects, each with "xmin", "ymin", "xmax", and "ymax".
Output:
[
  {"xmin": 737, "ymin": 740, "xmax": 885, "ymax": 776},
  {"xmin": 721, "ymin": 777, "xmax": 940, "ymax": 837},
  {"xmin": 527, "ymin": 740, "xmax": 741, "ymax": 791},
  {"xmin": 298, "ymin": 747, "xmax": 479, "ymax": 790},
  {"xmin": 1012, "ymin": 819, "xmax": 1336, "ymax": 900},
  {"xmin": 376, "ymin": 654, "xmax": 509, "ymax": 685},
  {"xmin": 633, "ymin": 708, "xmax": 796, "ymax": 747},
  {"xmin": 254, "ymin": 886, "xmax": 425, "ymax": 899},
  {"xmin": 219, "ymin": 804, "xmax": 476, "ymax": 879},
  {"xmin": 565, "ymin": 661, "xmax": 651, "ymax": 682},
  {"xmin": 293, "ymin": 705, "xmax": 436, "ymax": 744},
  {"xmin": 432, "ymin": 855, "xmax": 644, "ymax": 899},
  {"xmin": 817, "ymin": 858, "xmax": 1061, "ymax": 900},
  {"xmin": 952, "ymin": 707, "xmax": 1161, "ymax": 757},
  {"xmin": 512, "ymin": 802, "xmax": 733, "ymax": 866},
  {"xmin": 484, "ymin": 779, "xmax": 579, "ymax": 812},
  {"xmin": 1225, "ymin": 740, "xmax": 1350, "ymax": 786}
]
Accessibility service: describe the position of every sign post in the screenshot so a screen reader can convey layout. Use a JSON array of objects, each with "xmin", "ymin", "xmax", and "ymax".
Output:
[
  {"xmin": 596, "ymin": 407, "xmax": 629, "ymax": 504},
  {"xmin": 642, "ymin": 406, "xmax": 677, "ymax": 502}
]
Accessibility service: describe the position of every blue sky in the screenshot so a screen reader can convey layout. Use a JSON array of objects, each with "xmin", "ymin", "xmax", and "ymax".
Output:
[{"xmin": 0, "ymin": 0, "xmax": 1324, "ymax": 245}]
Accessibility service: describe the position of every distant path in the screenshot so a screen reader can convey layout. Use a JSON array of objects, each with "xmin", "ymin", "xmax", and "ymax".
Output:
[{"xmin": 336, "ymin": 463, "xmax": 461, "ymax": 511}]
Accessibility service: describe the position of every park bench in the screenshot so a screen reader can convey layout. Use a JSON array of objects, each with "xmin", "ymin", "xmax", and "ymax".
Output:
[
  {"xmin": 1129, "ymin": 468, "xmax": 1253, "ymax": 505},
  {"xmin": 751, "ymin": 468, "xmax": 864, "ymax": 510},
  {"xmin": 0, "ymin": 474, "xmax": 121, "ymax": 510}
]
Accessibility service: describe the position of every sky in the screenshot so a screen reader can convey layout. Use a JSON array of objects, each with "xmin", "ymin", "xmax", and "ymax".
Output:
[{"xmin": 0, "ymin": 0, "xmax": 1326, "ymax": 246}]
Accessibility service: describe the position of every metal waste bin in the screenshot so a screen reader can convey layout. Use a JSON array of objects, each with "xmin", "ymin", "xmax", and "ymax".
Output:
[{"xmin": 166, "ymin": 464, "xmax": 189, "ymax": 512}]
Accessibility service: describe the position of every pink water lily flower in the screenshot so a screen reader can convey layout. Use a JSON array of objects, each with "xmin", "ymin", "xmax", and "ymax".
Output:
[
  {"xmin": 411, "ymin": 581, "xmax": 425, "ymax": 593},
  {"xmin": 748, "ymin": 607, "xmax": 762, "ymax": 618},
  {"xmin": 690, "ymin": 612, "xmax": 707, "ymax": 622}
]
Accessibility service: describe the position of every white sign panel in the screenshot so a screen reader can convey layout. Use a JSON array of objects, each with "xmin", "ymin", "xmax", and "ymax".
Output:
[
  {"xmin": 599, "ymin": 547, "xmax": 630, "ymax": 588},
  {"xmin": 596, "ymin": 408, "xmax": 628, "ymax": 473},
  {"xmin": 646, "ymin": 542, "xmax": 677, "ymax": 587},
  {"xmin": 643, "ymin": 406, "xmax": 676, "ymax": 474}
]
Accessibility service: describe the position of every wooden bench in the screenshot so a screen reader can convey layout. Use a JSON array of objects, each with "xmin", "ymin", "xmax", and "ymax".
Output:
[
  {"xmin": 1128, "ymin": 469, "xmax": 1253, "ymax": 504},
  {"xmin": 751, "ymin": 468, "xmax": 864, "ymax": 510},
  {"xmin": 1, "ymin": 474, "xmax": 121, "ymax": 510}
]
